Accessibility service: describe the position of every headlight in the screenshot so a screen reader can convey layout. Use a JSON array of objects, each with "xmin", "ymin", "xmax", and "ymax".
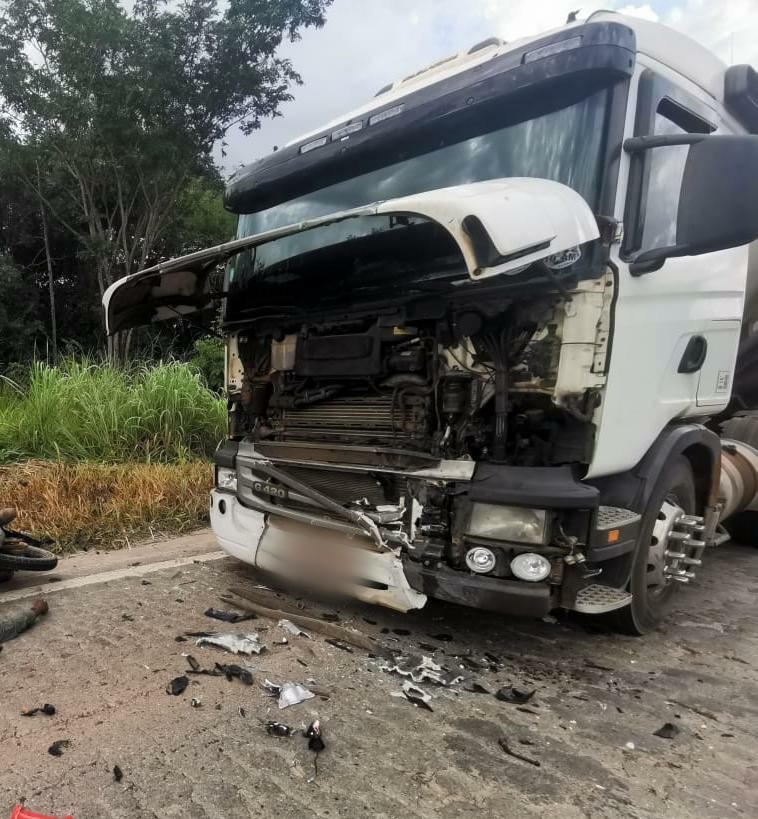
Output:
[
  {"xmin": 216, "ymin": 466, "xmax": 237, "ymax": 492},
  {"xmin": 467, "ymin": 504, "xmax": 548, "ymax": 544}
]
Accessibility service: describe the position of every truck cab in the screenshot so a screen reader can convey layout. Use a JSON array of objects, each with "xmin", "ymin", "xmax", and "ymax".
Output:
[{"xmin": 105, "ymin": 12, "xmax": 758, "ymax": 633}]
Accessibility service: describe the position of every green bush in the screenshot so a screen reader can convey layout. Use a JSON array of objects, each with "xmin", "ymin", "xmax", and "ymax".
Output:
[
  {"xmin": 0, "ymin": 358, "xmax": 226, "ymax": 463},
  {"xmin": 188, "ymin": 337, "xmax": 225, "ymax": 393}
]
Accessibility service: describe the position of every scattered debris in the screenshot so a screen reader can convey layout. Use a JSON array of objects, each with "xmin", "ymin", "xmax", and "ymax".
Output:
[
  {"xmin": 195, "ymin": 633, "xmax": 265, "ymax": 656},
  {"xmin": 227, "ymin": 588, "xmax": 379, "ymax": 651},
  {"xmin": 363, "ymin": 618, "xmax": 377, "ymax": 625},
  {"xmin": 495, "ymin": 687, "xmax": 535, "ymax": 704},
  {"xmin": 166, "ymin": 676, "xmax": 190, "ymax": 696},
  {"xmin": 21, "ymin": 704, "xmax": 56, "ymax": 717},
  {"xmin": 174, "ymin": 636, "xmax": 188, "ymax": 643},
  {"xmin": 392, "ymin": 681, "xmax": 434, "ymax": 712},
  {"xmin": 279, "ymin": 619, "xmax": 310, "ymax": 638},
  {"xmin": 238, "ymin": 706, "xmax": 246, "ymax": 717},
  {"xmin": 277, "ymin": 682, "xmax": 315, "ymax": 709},
  {"xmin": 584, "ymin": 658, "xmax": 614, "ymax": 672},
  {"xmin": 624, "ymin": 741, "xmax": 635, "ymax": 751},
  {"xmin": 113, "ymin": 764, "xmax": 123, "ymax": 782},
  {"xmin": 499, "ymin": 736, "xmax": 540, "ymax": 767},
  {"xmin": 48, "ymin": 739, "xmax": 70, "ymax": 757},
  {"xmin": 320, "ymin": 612, "xmax": 340, "ymax": 622},
  {"xmin": 266, "ymin": 721, "xmax": 295, "ymax": 737},
  {"xmin": 429, "ymin": 633, "xmax": 453, "ymax": 642},
  {"xmin": 464, "ymin": 682, "xmax": 491, "ymax": 694},
  {"xmin": 121, "ymin": 613, "xmax": 134, "ymax": 622},
  {"xmin": 0, "ymin": 598, "xmax": 48, "ymax": 644},
  {"xmin": 215, "ymin": 663, "xmax": 253, "ymax": 685},
  {"xmin": 654, "ymin": 722, "xmax": 680, "ymax": 739},
  {"xmin": 185, "ymin": 655, "xmax": 200, "ymax": 672},
  {"xmin": 296, "ymin": 657, "xmax": 309, "ymax": 668},
  {"xmin": 418, "ymin": 642, "xmax": 438, "ymax": 652},
  {"xmin": 392, "ymin": 628, "xmax": 411, "ymax": 636},
  {"xmin": 204, "ymin": 607, "xmax": 254, "ymax": 624},
  {"xmin": 380, "ymin": 654, "xmax": 463, "ymax": 686},
  {"xmin": 483, "ymin": 652, "xmax": 500, "ymax": 666},
  {"xmin": 190, "ymin": 697, "xmax": 202, "ymax": 708},
  {"xmin": 185, "ymin": 631, "xmax": 213, "ymax": 638},
  {"xmin": 324, "ymin": 638, "xmax": 353, "ymax": 653},
  {"xmin": 305, "ymin": 719, "xmax": 325, "ymax": 780},
  {"xmin": 273, "ymin": 637, "xmax": 288, "ymax": 646},
  {"xmin": 141, "ymin": 580, "xmax": 151, "ymax": 586}
]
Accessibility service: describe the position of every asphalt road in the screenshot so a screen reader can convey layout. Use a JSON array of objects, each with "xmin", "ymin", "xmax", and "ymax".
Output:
[{"xmin": 0, "ymin": 533, "xmax": 755, "ymax": 818}]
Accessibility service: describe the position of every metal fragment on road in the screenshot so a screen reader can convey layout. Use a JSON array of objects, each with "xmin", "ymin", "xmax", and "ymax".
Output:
[
  {"xmin": 277, "ymin": 682, "xmax": 316, "ymax": 709},
  {"xmin": 380, "ymin": 654, "xmax": 463, "ymax": 686},
  {"xmin": 391, "ymin": 680, "xmax": 434, "ymax": 711},
  {"xmin": 279, "ymin": 618, "xmax": 311, "ymax": 639},
  {"xmin": 195, "ymin": 632, "xmax": 265, "ymax": 655}
]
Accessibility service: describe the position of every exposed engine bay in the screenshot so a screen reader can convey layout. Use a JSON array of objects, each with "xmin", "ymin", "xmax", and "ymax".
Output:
[{"xmin": 227, "ymin": 290, "xmax": 598, "ymax": 469}]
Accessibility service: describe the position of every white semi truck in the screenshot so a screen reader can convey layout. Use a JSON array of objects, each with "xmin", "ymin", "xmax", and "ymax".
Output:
[{"xmin": 105, "ymin": 12, "xmax": 758, "ymax": 633}]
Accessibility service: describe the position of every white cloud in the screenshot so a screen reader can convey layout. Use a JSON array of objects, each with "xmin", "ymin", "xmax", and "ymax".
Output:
[{"xmin": 218, "ymin": 0, "xmax": 758, "ymax": 174}]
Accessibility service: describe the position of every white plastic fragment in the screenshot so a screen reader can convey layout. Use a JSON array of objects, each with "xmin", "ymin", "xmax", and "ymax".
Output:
[
  {"xmin": 380, "ymin": 654, "xmax": 463, "ymax": 686},
  {"xmin": 277, "ymin": 682, "xmax": 315, "ymax": 709},
  {"xmin": 195, "ymin": 632, "xmax": 265, "ymax": 655},
  {"xmin": 278, "ymin": 619, "xmax": 311, "ymax": 639}
]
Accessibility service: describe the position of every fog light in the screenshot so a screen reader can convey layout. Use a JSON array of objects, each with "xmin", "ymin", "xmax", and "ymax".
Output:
[
  {"xmin": 465, "ymin": 546, "xmax": 497, "ymax": 574},
  {"xmin": 510, "ymin": 552, "xmax": 551, "ymax": 582}
]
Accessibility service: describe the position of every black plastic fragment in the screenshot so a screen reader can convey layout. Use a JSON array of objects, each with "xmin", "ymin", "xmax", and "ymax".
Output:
[
  {"xmin": 496, "ymin": 687, "xmax": 535, "ymax": 704},
  {"xmin": 215, "ymin": 663, "xmax": 253, "ymax": 685},
  {"xmin": 48, "ymin": 739, "xmax": 70, "ymax": 757},
  {"xmin": 321, "ymin": 612, "xmax": 340, "ymax": 622},
  {"xmin": 113, "ymin": 764, "xmax": 123, "ymax": 782},
  {"xmin": 204, "ymin": 607, "xmax": 255, "ymax": 623},
  {"xmin": 654, "ymin": 722, "xmax": 680, "ymax": 739},
  {"xmin": 21, "ymin": 703, "xmax": 56, "ymax": 716},
  {"xmin": 465, "ymin": 682, "xmax": 491, "ymax": 694},
  {"xmin": 266, "ymin": 721, "xmax": 295, "ymax": 737},
  {"xmin": 305, "ymin": 719, "xmax": 325, "ymax": 752},
  {"xmin": 186, "ymin": 655, "xmax": 200, "ymax": 672},
  {"xmin": 166, "ymin": 676, "xmax": 190, "ymax": 696},
  {"xmin": 175, "ymin": 636, "xmax": 188, "ymax": 642},
  {"xmin": 499, "ymin": 736, "xmax": 540, "ymax": 767},
  {"xmin": 324, "ymin": 638, "xmax": 353, "ymax": 653},
  {"xmin": 393, "ymin": 628, "xmax": 411, "ymax": 636}
]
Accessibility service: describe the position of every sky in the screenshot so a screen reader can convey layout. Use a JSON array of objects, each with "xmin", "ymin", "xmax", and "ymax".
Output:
[{"xmin": 218, "ymin": 0, "xmax": 758, "ymax": 175}]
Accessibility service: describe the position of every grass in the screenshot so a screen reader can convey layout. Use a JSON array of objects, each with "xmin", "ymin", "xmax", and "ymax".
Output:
[
  {"xmin": 0, "ymin": 358, "xmax": 226, "ymax": 463},
  {"xmin": 0, "ymin": 359, "xmax": 227, "ymax": 552},
  {"xmin": 0, "ymin": 460, "xmax": 213, "ymax": 553}
]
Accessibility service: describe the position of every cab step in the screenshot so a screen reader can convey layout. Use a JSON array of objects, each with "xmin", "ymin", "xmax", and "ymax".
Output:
[{"xmin": 571, "ymin": 584, "xmax": 633, "ymax": 614}]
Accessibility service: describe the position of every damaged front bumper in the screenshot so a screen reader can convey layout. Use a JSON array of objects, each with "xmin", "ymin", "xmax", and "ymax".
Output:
[{"xmin": 210, "ymin": 442, "xmax": 642, "ymax": 616}]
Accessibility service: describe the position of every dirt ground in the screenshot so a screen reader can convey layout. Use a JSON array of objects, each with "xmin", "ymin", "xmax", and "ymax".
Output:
[{"xmin": 0, "ymin": 533, "xmax": 756, "ymax": 819}]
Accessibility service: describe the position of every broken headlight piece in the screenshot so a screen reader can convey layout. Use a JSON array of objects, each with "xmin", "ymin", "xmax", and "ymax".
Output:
[{"xmin": 216, "ymin": 466, "xmax": 238, "ymax": 493}]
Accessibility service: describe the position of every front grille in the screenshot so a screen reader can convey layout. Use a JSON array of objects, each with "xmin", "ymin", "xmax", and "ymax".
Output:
[
  {"xmin": 270, "ymin": 395, "xmax": 428, "ymax": 444},
  {"xmin": 276, "ymin": 465, "xmax": 402, "ymax": 506}
]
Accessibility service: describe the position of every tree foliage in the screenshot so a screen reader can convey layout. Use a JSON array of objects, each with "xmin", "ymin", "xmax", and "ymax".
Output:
[{"xmin": 0, "ymin": 0, "xmax": 330, "ymax": 360}]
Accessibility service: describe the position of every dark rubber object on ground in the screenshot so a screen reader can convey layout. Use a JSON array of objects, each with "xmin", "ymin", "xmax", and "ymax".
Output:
[
  {"xmin": 0, "ymin": 544, "xmax": 58, "ymax": 572},
  {"xmin": 721, "ymin": 412, "xmax": 758, "ymax": 547},
  {"xmin": 610, "ymin": 456, "xmax": 696, "ymax": 635}
]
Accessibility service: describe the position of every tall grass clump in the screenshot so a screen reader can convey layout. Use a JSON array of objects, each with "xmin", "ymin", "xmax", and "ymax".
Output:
[{"xmin": 0, "ymin": 358, "xmax": 226, "ymax": 463}]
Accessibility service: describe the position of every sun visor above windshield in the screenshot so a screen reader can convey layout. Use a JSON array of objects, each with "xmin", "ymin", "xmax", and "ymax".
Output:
[
  {"xmin": 103, "ymin": 178, "xmax": 599, "ymax": 334},
  {"xmin": 225, "ymin": 21, "xmax": 635, "ymax": 215}
]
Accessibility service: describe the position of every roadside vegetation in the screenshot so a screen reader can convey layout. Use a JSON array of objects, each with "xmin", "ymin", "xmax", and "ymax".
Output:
[{"xmin": 0, "ymin": 359, "xmax": 226, "ymax": 552}]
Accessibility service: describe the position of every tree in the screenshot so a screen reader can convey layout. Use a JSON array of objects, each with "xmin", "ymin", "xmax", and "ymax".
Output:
[{"xmin": 0, "ymin": 0, "xmax": 331, "ymax": 359}]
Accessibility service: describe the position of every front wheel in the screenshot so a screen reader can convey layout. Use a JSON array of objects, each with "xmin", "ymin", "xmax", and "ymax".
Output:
[{"xmin": 611, "ymin": 456, "xmax": 697, "ymax": 635}]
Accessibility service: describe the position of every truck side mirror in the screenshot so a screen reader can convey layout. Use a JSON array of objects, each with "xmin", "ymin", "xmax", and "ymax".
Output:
[{"xmin": 625, "ymin": 134, "xmax": 758, "ymax": 274}]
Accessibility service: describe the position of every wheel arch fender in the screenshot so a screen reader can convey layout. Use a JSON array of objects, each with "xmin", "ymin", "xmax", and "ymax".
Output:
[{"xmin": 587, "ymin": 425, "xmax": 720, "ymax": 584}]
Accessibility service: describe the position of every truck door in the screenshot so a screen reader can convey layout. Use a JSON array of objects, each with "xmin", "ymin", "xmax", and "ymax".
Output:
[{"xmin": 622, "ymin": 70, "xmax": 745, "ymax": 414}]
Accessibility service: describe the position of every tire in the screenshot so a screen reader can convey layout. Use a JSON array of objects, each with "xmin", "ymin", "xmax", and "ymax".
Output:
[
  {"xmin": 610, "ymin": 455, "xmax": 696, "ymax": 635},
  {"xmin": 725, "ymin": 510, "xmax": 758, "ymax": 546},
  {"xmin": 0, "ymin": 544, "xmax": 58, "ymax": 572}
]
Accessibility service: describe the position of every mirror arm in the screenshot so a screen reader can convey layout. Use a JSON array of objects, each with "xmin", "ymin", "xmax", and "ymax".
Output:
[
  {"xmin": 624, "ymin": 133, "xmax": 708, "ymax": 153},
  {"xmin": 628, "ymin": 244, "xmax": 688, "ymax": 277}
]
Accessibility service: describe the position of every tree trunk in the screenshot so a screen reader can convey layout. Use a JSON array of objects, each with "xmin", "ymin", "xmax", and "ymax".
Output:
[{"xmin": 39, "ymin": 201, "xmax": 58, "ymax": 362}]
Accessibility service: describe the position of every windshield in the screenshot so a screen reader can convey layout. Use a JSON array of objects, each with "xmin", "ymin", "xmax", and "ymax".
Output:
[{"xmin": 226, "ymin": 86, "xmax": 612, "ymax": 318}]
